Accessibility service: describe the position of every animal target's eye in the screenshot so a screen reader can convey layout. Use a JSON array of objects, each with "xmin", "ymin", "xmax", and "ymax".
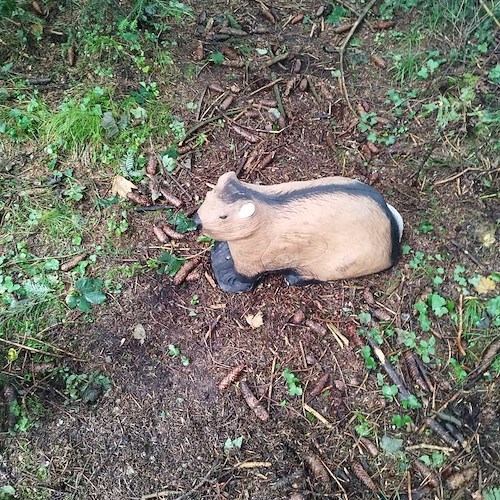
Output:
[{"xmin": 219, "ymin": 215, "xmax": 227, "ymax": 219}]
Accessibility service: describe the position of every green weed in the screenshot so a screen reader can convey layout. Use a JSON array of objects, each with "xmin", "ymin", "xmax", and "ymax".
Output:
[{"xmin": 282, "ymin": 368, "xmax": 302, "ymax": 397}]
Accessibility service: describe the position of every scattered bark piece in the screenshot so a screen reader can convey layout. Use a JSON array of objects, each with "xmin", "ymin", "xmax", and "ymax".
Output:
[
  {"xmin": 373, "ymin": 20, "xmax": 396, "ymax": 30},
  {"xmin": 67, "ymin": 46, "xmax": 76, "ymax": 67},
  {"xmin": 126, "ymin": 192, "xmax": 150, "ymax": 206},
  {"xmin": 363, "ymin": 288, "xmax": 375, "ymax": 305},
  {"xmin": 32, "ymin": 0, "xmax": 43, "ymax": 15},
  {"xmin": 208, "ymin": 82, "xmax": 224, "ymax": 93},
  {"xmin": 221, "ymin": 58, "xmax": 245, "ymax": 68},
  {"xmin": 351, "ymin": 461, "xmax": 377, "ymax": 491},
  {"xmin": 318, "ymin": 82, "xmax": 333, "ymax": 101},
  {"xmin": 231, "ymin": 125, "xmax": 259, "ymax": 143},
  {"xmin": 305, "ymin": 319, "xmax": 327, "ymax": 336},
  {"xmin": 291, "ymin": 14, "xmax": 304, "ymax": 24},
  {"xmin": 153, "ymin": 225, "xmax": 169, "ymax": 244},
  {"xmin": 425, "ymin": 418, "xmax": 459, "ymax": 449},
  {"xmin": 346, "ymin": 323, "xmax": 364, "ymax": 348},
  {"xmin": 299, "ymin": 77, "xmax": 308, "ymax": 91},
  {"xmin": 445, "ymin": 467, "xmax": 476, "ymax": 490},
  {"xmin": 370, "ymin": 54, "xmax": 387, "ymax": 69},
  {"xmin": 291, "ymin": 309, "xmax": 305, "ymax": 325},
  {"xmin": 366, "ymin": 141, "xmax": 379, "ymax": 154},
  {"xmin": 193, "ymin": 40, "xmax": 204, "ymax": 61},
  {"xmin": 240, "ymin": 381, "xmax": 269, "ymax": 421},
  {"xmin": 158, "ymin": 222, "xmax": 185, "ymax": 240},
  {"xmin": 219, "ymin": 364, "xmax": 245, "ymax": 392},
  {"xmin": 61, "ymin": 253, "xmax": 87, "ymax": 272},
  {"xmin": 305, "ymin": 455, "xmax": 330, "ymax": 485},
  {"xmin": 173, "ymin": 258, "xmax": 202, "ymax": 286},
  {"xmin": 230, "ymin": 84, "xmax": 241, "ymax": 93},
  {"xmin": 325, "ymin": 134, "xmax": 336, "ymax": 152},
  {"xmin": 292, "ymin": 58, "xmax": 302, "ymax": 73},
  {"xmin": 403, "ymin": 350, "xmax": 429, "ymax": 392},
  {"xmin": 221, "ymin": 46, "xmax": 238, "ymax": 59},
  {"xmin": 260, "ymin": 4, "xmax": 276, "ymax": 23},
  {"xmin": 3, "ymin": 384, "xmax": 17, "ymax": 429},
  {"xmin": 467, "ymin": 339, "xmax": 500, "ymax": 385},
  {"xmin": 146, "ymin": 153, "xmax": 158, "ymax": 175},
  {"xmin": 258, "ymin": 151, "xmax": 275, "ymax": 170},
  {"xmin": 334, "ymin": 23, "xmax": 353, "ymax": 34},
  {"xmin": 219, "ymin": 95, "xmax": 234, "ymax": 111},
  {"xmin": 258, "ymin": 98, "xmax": 277, "ymax": 108},
  {"xmin": 185, "ymin": 272, "xmax": 200, "ymax": 283},
  {"xmin": 371, "ymin": 307, "xmax": 391, "ymax": 321},
  {"xmin": 413, "ymin": 460, "xmax": 439, "ymax": 488},
  {"xmin": 310, "ymin": 373, "xmax": 330, "ymax": 398},
  {"xmin": 159, "ymin": 188, "xmax": 182, "ymax": 208},
  {"xmin": 33, "ymin": 362, "xmax": 55, "ymax": 373},
  {"xmin": 356, "ymin": 103, "xmax": 367, "ymax": 115},
  {"xmin": 359, "ymin": 437, "xmax": 379, "ymax": 457},
  {"xmin": 218, "ymin": 27, "xmax": 248, "ymax": 36}
]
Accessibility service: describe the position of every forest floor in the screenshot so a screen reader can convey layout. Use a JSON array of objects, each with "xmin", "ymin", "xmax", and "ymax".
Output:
[{"xmin": 0, "ymin": 0, "xmax": 499, "ymax": 499}]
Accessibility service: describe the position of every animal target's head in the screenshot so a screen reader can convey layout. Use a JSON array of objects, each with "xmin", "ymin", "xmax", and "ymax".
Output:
[{"xmin": 196, "ymin": 172, "xmax": 259, "ymax": 241}]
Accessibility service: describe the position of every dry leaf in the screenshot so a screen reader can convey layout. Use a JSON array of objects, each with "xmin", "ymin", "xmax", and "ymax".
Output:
[
  {"xmin": 245, "ymin": 311, "xmax": 263, "ymax": 329},
  {"xmin": 481, "ymin": 229, "xmax": 496, "ymax": 248},
  {"xmin": 132, "ymin": 324, "xmax": 146, "ymax": 345},
  {"xmin": 111, "ymin": 175, "xmax": 137, "ymax": 198},
  {"xmin": 474, "ymin": 276, "xmax": 496, "ymax": 294}
]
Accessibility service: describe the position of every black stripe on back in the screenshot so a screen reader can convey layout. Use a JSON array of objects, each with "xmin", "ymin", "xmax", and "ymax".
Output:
[{"xmin": 221, "ymin": 177, "xmax": 402, "ymax": 265}]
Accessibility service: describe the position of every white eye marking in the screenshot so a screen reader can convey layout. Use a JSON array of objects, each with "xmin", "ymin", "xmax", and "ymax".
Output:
[{"xmin": 239, "ymin": 202, "xmax": 255, "ymax": 218}]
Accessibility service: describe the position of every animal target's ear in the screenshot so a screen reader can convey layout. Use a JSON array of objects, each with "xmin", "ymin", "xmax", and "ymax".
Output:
[{"xmin": 238, "ymin": 202, "xmax": 255, "ymax": 218}]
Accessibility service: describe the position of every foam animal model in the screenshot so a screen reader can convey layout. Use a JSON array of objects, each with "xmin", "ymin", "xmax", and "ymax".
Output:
[{"xmin": 194, "ymin": 172, "xmax": 404, "ymax": 292}]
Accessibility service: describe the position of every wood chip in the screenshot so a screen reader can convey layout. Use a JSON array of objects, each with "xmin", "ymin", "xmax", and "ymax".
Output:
[
  {"xmin": 299, "ymin": 77, "xmax": 308, "ymax": 91},
  {"xmin": 305, "ymin": 319, "xmax": 327, "ymax": 336}
]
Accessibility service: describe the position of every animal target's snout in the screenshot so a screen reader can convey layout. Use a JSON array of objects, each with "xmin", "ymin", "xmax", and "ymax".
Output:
[{"xmin": 192, "ymin": 213, "xmax": 202, "ymax": 230}]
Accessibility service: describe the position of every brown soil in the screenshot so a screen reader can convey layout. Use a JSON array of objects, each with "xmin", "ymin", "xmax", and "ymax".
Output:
[{"xmin": 1, "ymin": 1, "xmax": 499, "ymax": 499}]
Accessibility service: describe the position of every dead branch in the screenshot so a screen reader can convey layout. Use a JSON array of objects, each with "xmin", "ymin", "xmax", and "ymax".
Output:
[
  {"xmin": 466, "ymin": 339, "xmax": 500, "ymax": 386},
  {"xmin": 424, "ymin": 418, "xmax": 459, "ymax": 449}
]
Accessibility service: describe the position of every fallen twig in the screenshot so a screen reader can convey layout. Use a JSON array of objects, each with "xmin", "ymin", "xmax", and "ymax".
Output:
[
  {"xmin": 303, "ymin": 403, "xmax": 333, "ymax": 429},
  {"xmin": 270, "ymin": 71, "xmax": 286, "ymax": 120},
  {"xmin": 424, "ymin": 418, "xmax": 459, "ymax": 449},
  {"xmin": 457, "ymin": 294, "xmax": 466, "ymax": 357},
  {"xmin": 466, "ymin": 339, "xmax": 500, "ymax": 386},
  {"xmin": 61, "ymin": 253, "xmax": 87, "ymax": 272},
  {"xmin": 338, "ymin": 0, "xmax": 378, "ymax": 115},
  {"xmin": 366, "ymin": 336, "xmax": 412, "ymax": 400},
  {"xmin": 181, "ymin": 108, "xmax": 243, "ymax": 144},
  {"xmin": 450, "ymin": 239, "xmax": 489, "ymax": 272}
]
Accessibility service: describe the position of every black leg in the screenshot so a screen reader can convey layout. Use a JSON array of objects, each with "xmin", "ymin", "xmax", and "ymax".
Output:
[{"xmin": 210, "ymin": 241, "xmax": 260, "ymax": 293}]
